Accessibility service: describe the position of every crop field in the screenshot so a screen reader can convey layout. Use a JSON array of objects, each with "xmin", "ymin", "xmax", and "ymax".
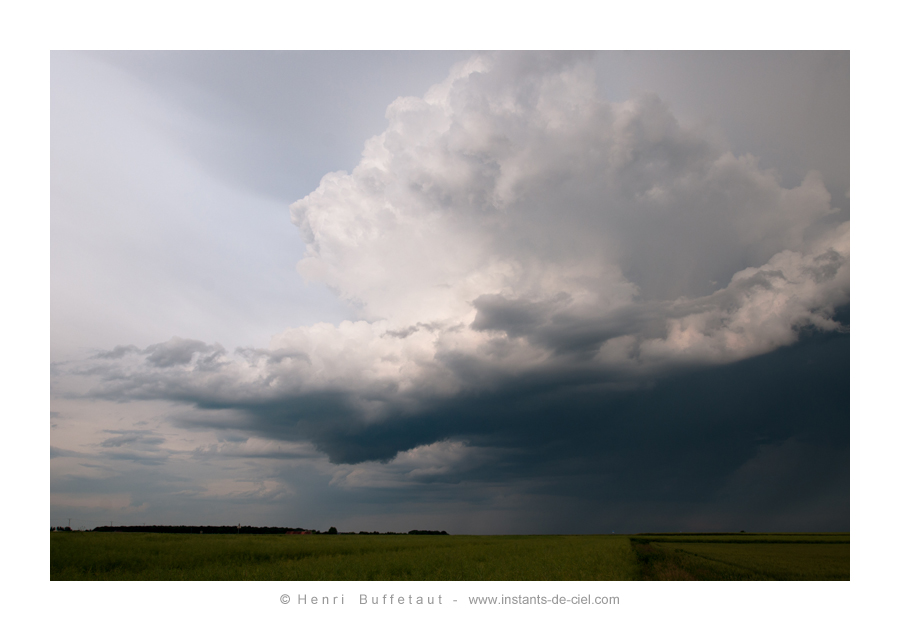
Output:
[
  {"xmin": 50, "ymin": 532, "xmax": 849, "ymax": 581},
  {"xmin": 50, "ymin": 533, "xmax": 639, "ymax": 581},
  {"xmin": 631, "ymin": 533, "xmax": 849, "ymax": 580}
]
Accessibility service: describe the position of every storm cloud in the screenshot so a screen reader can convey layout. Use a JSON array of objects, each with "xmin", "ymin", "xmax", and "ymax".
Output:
[{"xmin": 52, "ymin": 52, "xmax": 849, "ymax": 532}]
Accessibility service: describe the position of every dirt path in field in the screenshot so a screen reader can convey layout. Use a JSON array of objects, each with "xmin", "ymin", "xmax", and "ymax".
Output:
[{"xmin": 631, "ymin": 541, "xmax": 698, "ymax": 580}]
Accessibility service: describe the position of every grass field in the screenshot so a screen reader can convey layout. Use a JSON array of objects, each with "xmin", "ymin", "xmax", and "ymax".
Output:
[
  {"xmin": 632, "ymin": 534, "xmax": 849, "ymax": 580},
  {"xmin": 50, "ymin": 533, "xmax": 639, "ymax": 581},
  {"xmin": 50, "ymin": 532, "xmax": 848, "ymax": 581}
]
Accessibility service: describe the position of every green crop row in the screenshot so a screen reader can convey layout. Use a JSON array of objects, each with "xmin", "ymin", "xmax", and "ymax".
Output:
[
  {"xmin": 50, "ymin": 532, "xmax": 849, "ymax": 581},
  {"xmin": 632, "ymin": 540, "xmax": 849, "ymax": 580},
  {"xmin": 50, "ymin": 533, "xmax": 640, "ymax": 581}
]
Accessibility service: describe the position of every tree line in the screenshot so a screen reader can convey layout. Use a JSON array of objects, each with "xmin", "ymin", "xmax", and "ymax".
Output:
[
  {"xmin": 87, "ymin": 525, "xmax": 315, "ymax": 534},
  {"xmin": 52, "ymin": 525, "xmax": 450, "ymax": 535}
]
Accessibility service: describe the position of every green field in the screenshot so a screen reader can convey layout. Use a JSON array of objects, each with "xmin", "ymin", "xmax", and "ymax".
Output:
[
  {"xmin": 50, "ymin": 532, "xmax": 849, "ymax": 581},
  {"xmin": 632, "ymin": 533, "xmax": 849, "ymax": 580},
  {"xmin": 51, "ymin": 533, "xmax": 639, "ymax": 580}
]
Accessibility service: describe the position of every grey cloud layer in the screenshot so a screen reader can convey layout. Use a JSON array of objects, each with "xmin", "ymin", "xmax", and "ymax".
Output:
[{"xmin": 61, "ymin": 53, "xmax": 849, "ymax": 525}]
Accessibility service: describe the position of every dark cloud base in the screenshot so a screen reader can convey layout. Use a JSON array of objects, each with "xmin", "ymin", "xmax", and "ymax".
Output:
[{"xmin": 177, "ymin": 308, "xmax": 849, "ymax": 534}]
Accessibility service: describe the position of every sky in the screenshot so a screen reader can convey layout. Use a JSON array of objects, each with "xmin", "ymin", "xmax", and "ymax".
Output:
[{"xmin": 50, "ymin": 51, "xmax": 849, "ymax": 534}]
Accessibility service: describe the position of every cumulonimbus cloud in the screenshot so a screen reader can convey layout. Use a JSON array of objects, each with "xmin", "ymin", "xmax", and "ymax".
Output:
[{"xmin": 73, "ymin": 53, "xmax": 849, "ymax": 465}]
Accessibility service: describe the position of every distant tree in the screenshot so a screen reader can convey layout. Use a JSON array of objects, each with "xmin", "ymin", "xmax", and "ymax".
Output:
[{"xmin": 328, "ymin": 526, "xmax": 338, "ymax": 534}]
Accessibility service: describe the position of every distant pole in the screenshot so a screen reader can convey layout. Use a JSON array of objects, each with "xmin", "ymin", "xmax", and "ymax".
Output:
[{"xmin": 67, "ymin": 518, "xmax": 71, "ymax": 529}]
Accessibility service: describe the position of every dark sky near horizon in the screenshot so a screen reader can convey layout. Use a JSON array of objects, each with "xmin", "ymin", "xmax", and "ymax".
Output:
[{"xmin": 51, "ymin": 51, "xmax": 849, "ymax": 533}]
